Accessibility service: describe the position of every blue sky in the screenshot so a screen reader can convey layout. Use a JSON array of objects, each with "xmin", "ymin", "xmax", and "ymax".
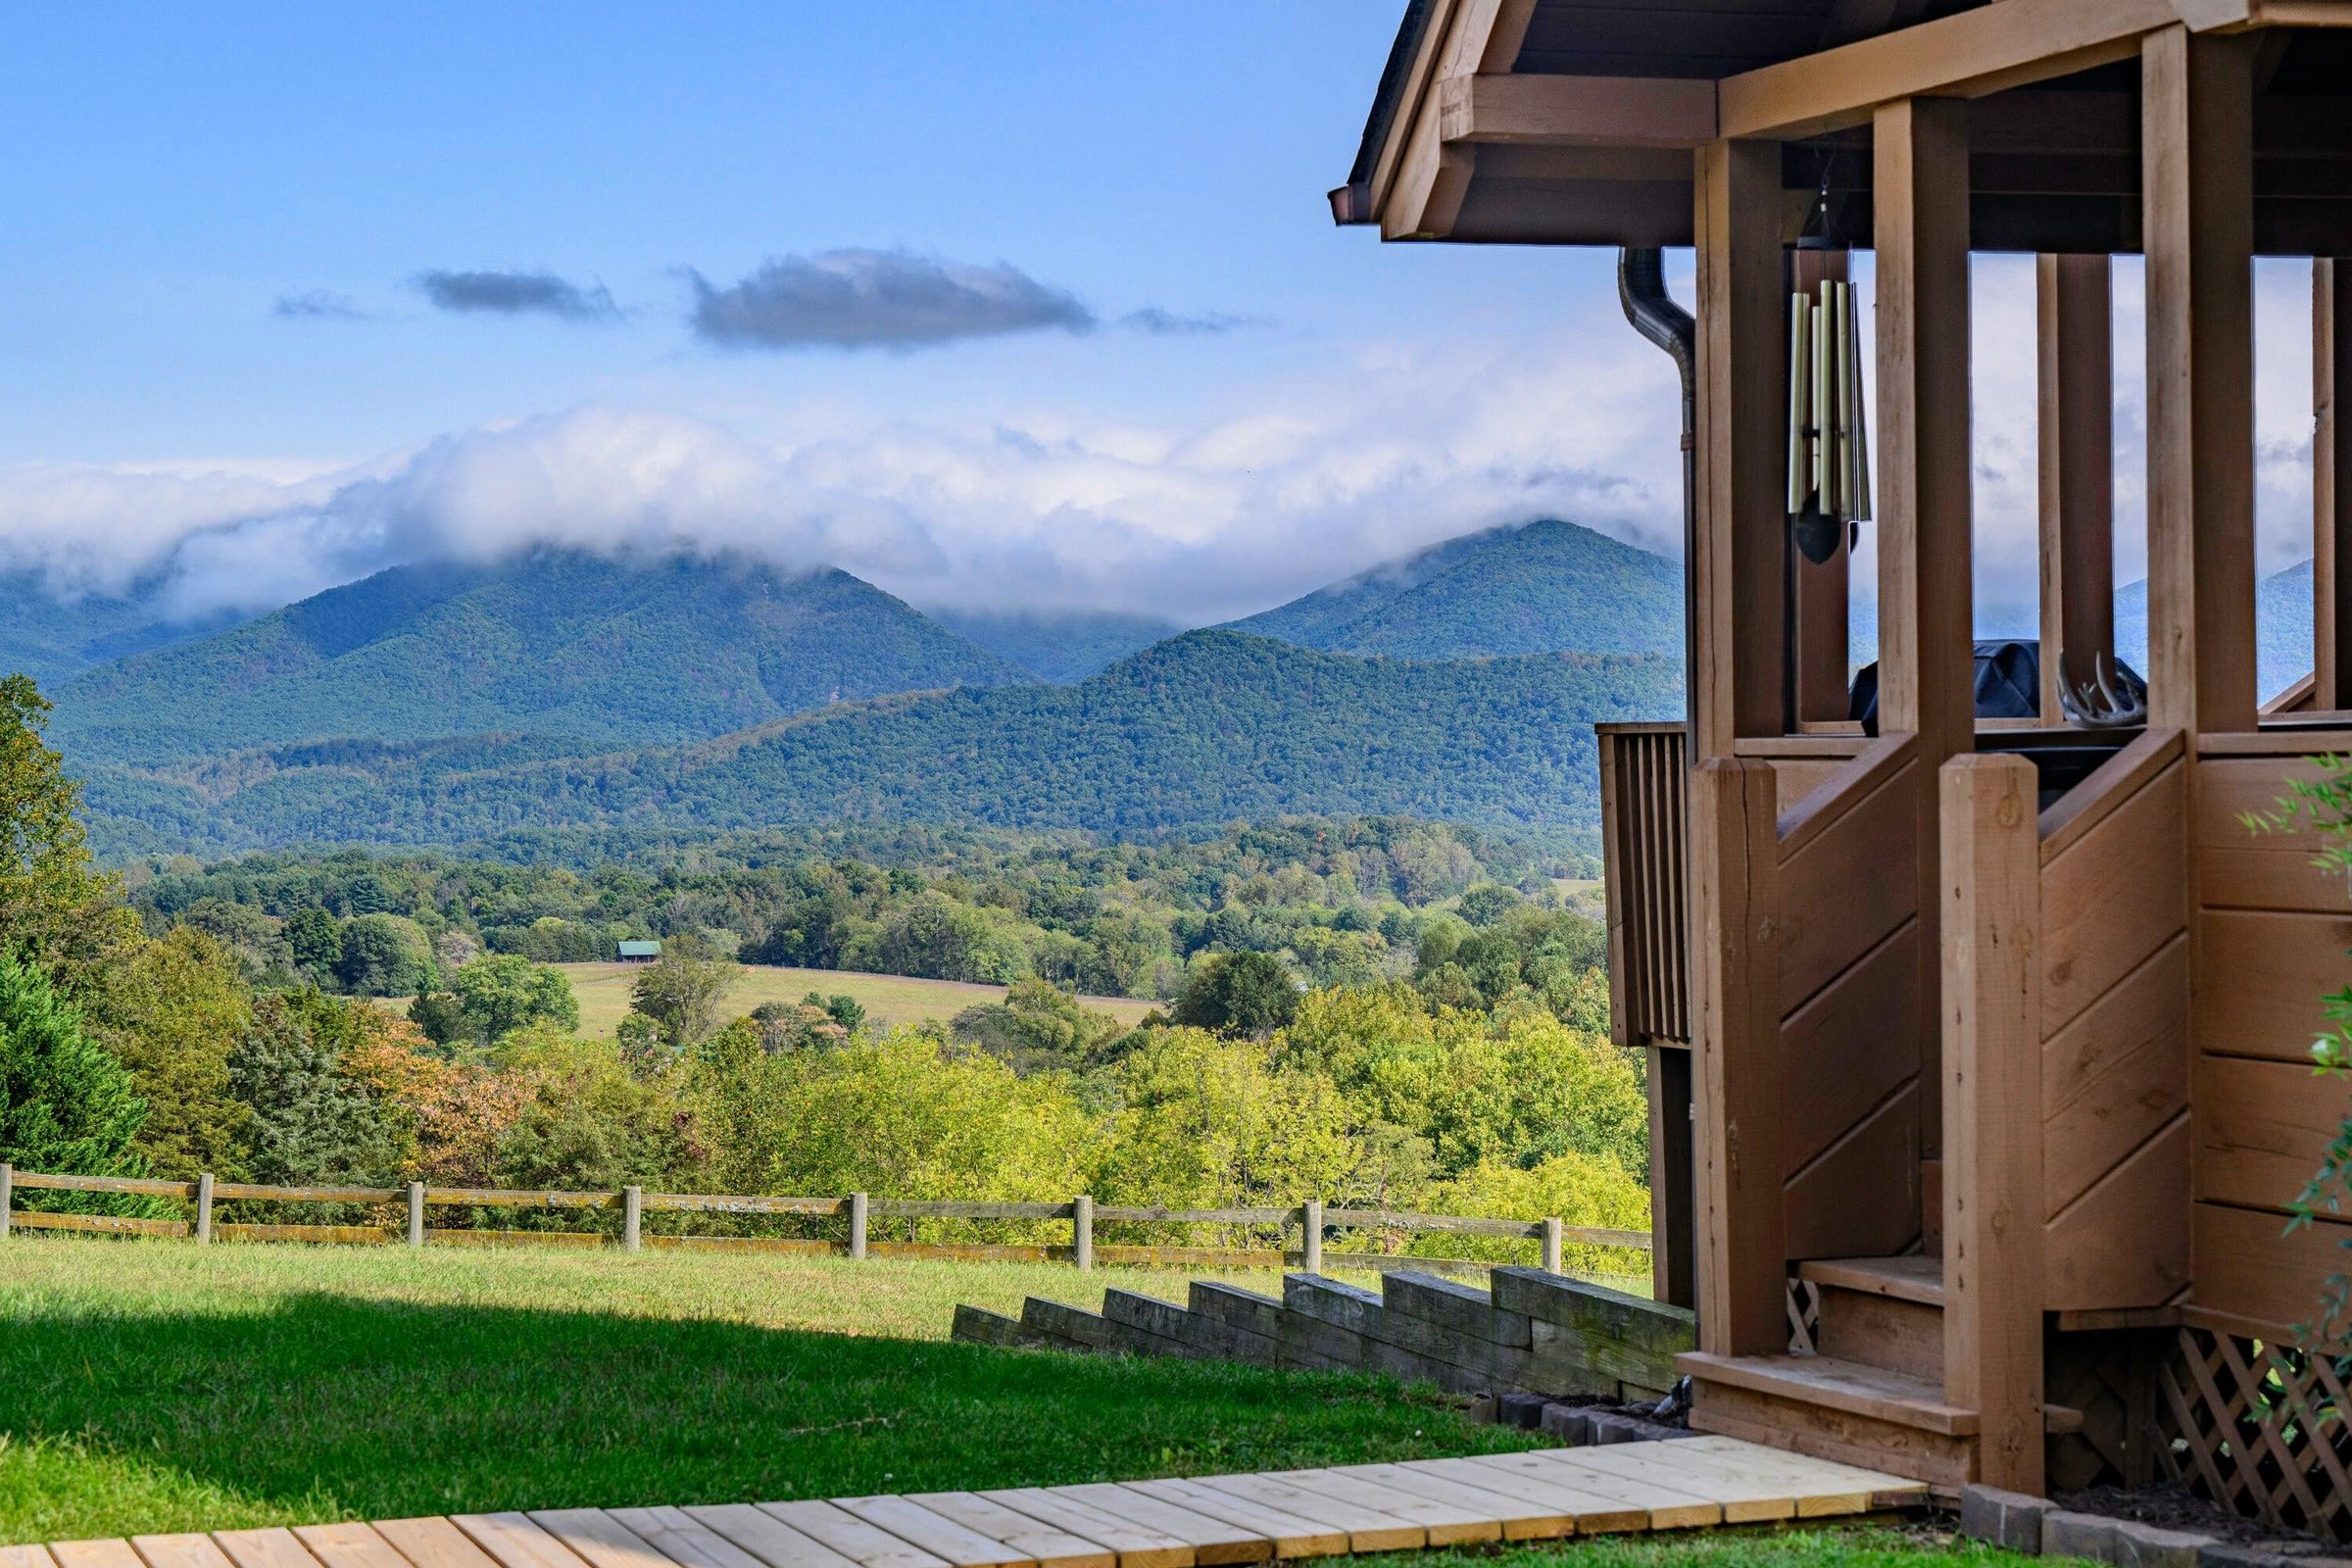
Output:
[{"xmin": 0, "ymin": 4, "xmax": 2320, "ymax": 636}]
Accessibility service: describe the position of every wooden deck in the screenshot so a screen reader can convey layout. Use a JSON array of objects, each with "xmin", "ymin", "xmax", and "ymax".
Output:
[{"xmin": 4, "ymin": 1439, "xmax": 1927, "ymax": 1567}]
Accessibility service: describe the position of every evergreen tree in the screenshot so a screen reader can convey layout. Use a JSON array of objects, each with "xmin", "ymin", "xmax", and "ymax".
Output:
[
  {"xmin": 81, "ymin": 927, "xmax": 251, "ymax": 1179},
  {"xmin": 0, "ymin": 946, "xmax": 148, "ymax": 1176},
  {"xmin": 0, "ymin": 675, "xmax": 138, "ymax": 983},
  {"xmin": 227, "ymin": 991, "xmax": 399, "ymax": 1185}
]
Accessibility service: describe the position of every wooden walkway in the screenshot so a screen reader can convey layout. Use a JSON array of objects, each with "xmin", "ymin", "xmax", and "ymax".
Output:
[{"xmin": 4, "ymin": 1439, "xmax": 1927, "ymax": 1568}]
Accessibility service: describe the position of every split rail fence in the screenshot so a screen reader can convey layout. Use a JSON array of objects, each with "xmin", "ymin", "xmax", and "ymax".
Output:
[{"xmin": 0, "ymin": 1163, "xmax": 1647, "ymax": 1275}]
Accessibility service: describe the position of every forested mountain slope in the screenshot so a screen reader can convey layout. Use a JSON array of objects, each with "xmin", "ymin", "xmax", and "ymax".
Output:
[
  {"xmin": 1226, "ymin": 519, "xmax": 1681, "ymax": 660},
  {"xmin": 54, "ymin": 550, "xmax": 1030, "ymax": 765},
  {"xmin": 78, "ymin": 631, "xmax": 1684, "ymax": 857}
]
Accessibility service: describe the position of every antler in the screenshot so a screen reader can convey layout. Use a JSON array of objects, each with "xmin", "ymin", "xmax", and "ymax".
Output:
[{"xmin": 2055, "ymin": 649, "xmax": 2148, "ymax": 729}]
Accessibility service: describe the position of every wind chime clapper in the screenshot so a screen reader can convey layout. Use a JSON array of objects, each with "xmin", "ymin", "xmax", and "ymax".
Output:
[{"xmin": 1785, "ymin": 275, "xmax": 1870, "ymax": 565}]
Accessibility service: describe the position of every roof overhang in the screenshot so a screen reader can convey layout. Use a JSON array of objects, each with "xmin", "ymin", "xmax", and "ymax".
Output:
[{"xmin": 1335, "ymin": 0, "xmax": 2352, "ymax": 255}]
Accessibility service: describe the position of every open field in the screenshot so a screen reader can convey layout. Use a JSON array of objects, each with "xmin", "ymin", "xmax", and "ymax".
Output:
[
  {"xmin": 550, "ymin": 962, "xmax": 1159, "ymax": 1038},
  {"xmin": 0, "ymin": 1237, "xmax": 1542, "ymax": 1544}
]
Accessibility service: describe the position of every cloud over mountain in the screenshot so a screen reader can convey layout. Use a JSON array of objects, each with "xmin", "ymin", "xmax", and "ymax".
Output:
[{"xmin": 687, "ymin": 248, "xmax": 1095, "ymax": 351}]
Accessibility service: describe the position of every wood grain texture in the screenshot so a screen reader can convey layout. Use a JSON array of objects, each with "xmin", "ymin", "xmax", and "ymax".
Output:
[
  {"xmin": 1690, "ymin": 760, "xmax": 1787, "ymax": 1356},
  {"xmin": 2192, "ymin": 1200, "xmax": 2352, "ymax": 1335},
  {"xmin": 2143, "ymin": 24, "xmax": 2258, "ymax": 734},
  {"xmin": 2038, "ymin": 728, "xmax": 2184, "ymax": 865},
  {"xmin": 1780, "ymin": 919, "xmax": 1924, "ymax": 1177},
  {"xmin": 1691, "ymin": 136, "xmax": 1789, "ymax": 755},
  {"xmin": 2040, "ymin": 936, "xmax": 2190, "ymax": 1216},
  {"xmin": 2196, "ymin": 1054, "xmax": 2352, "ymax": 1210},
  {"xmin": 1939, "ymin": 754, "xmax": 2045, "ymax": 1492},
  {"xmin": 1785, "ymin": 1080, "xmax": 1924, "ymax": 1263},
  {"xmin": 2040, "ymin": 760, "xmax": 2186, "ymax": 1039},
  {"xmin": 2042, "ymin": 1115, "xmax": 2191, "ymax": 1310},
  {"xmin": 1778, "ymin": 764, "xmax": 1922, "ymax": 1010},
  {"xmin": 2195, "ymin": 909, "xmax": 2352, "ymax": 1062},
  {"xmin": 2037, "ymin": 253, "xmax": 2118, "ymax": 724},
  {"xmin": 2196, "ymin": 756, "xmax": 2352, "ymax": 913},
  {"xmin": 211, "ymin": 1533, "xmax": 320, "ymax": 1568},
  {"xmin": 370, "ymin": 1520, "xmax": 502, "ymax": 1568}
]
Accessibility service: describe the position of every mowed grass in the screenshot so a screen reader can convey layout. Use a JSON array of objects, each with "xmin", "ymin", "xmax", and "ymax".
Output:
[
  {"xmin": 0, "ymin": 1237, "xmax": 1544, "ymax": 1545},
  {"xmin": 550, "ymin": 962, "xmax": 1159, "ymax": 1038}
]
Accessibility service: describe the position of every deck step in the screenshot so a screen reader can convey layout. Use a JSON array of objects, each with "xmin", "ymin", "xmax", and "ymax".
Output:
[
  {"xmin": 1797, "ymin": 1255, "xmax": 1944, "ymax": 1306},
  {"xmin": 1678, "ymin": 1351, "xmax": 1976, "ymax": 1436}
]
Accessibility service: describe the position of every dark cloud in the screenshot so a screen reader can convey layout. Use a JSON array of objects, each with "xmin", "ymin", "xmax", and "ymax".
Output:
[
  {"xmin": 686, "ymin": 248, "xmax": 1095, "ymax": 352},
  {"xmin": 1121, "ymin": 307, "xmax": 1250, "ymax": 336},
  {"xmin": 415, "ymin": 270, "xmax": 620, "ymax": 321},
  {"xmin": 273, "ymin": 289, "xmax": 368, "ymax": 320}
]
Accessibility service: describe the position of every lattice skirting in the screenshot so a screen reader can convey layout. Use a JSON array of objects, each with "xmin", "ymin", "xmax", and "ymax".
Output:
[
  {"xmin": 1787, "ymin": 1277, "xmax": 1821, "ymax": 1355},
  {"xmin": 2158, "ymin": 1325, "xmax": 2352, "ymax": 1541}
]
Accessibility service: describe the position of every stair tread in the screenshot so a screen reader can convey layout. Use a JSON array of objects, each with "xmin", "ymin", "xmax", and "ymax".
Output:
[
  {"xmin": 1678, "ymin": 1350, "xmax": 1978, "ymax": 1436},
  {"xmin": 1798, "ymin": 1254, "xmax": 1944, "ymax": 1305}
]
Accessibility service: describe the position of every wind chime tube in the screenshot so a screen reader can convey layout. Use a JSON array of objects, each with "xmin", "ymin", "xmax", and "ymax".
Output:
[
  {"xmin": 1845, "ymin": 278, "xmax": 1872, "ymax": 522},
  {"xmin": 1830, "ymin": 279, "xmax": 1851, "ymax": 517},
  {"xmin": 1812, "ymin": 279, "xmax": 1834, "ymax": 509},
  {"xmin": 1787, "ymin": 290, "xmax": 1811, "ymax": 514}
]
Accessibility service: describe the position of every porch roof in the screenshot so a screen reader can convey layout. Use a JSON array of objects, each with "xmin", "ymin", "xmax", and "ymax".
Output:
[{"xmin": 1332, "ymin": 0, "xmax": 2352, "ymax": 256}]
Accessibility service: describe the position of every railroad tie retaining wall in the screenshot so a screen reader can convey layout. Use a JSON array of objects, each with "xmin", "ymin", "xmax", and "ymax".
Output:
[{"xmin": 954, "ymin": 1265, "xmax": 1695, "ymax": 1402}]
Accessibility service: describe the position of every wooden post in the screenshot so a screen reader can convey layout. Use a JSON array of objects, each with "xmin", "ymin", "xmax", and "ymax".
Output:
[
  {"xmin": 849, "ymin": 1192, "xmax": 868, "ymax": 1261},
  {"xmin": 623, "ymin": 1186, "xmax": 643, "ymax": 1253},
  {"xmin": 2143, "ymin": 25, "xmax": 2257, "ymax": 735},
  {"xmin": 0, "ymin": 1163, "xmax": 12, "ymax": 1241},
  {"xmin": 2317, "ymin": 259, "xmax": 2352, "ymax": 710},
  {"xmin": 1791, "ymin": 248, "xmax": 1853, "ymax": 725},
  {"xmin": 195, "ymin": 1172, "xmax": 215, "ymax": 1245},
  {"xmin": 1876, "ymin": 94, "xmax": 1973, "ymax": 1166},
  {"xmin": 406, "ymin": 1181, "xmax": 424, "ymax": 1247},
  {"xmin": 1300, "ymin": 1199, "xmax": 1323, "ymax": 1275},
  {"xmin": 1690, "ymin": 758, "xmax": 1784, "ymax": 1356},
  {"xmin": 1693, "ymin": 136, "xmax": 1791, "ymax": 756},
  {"xmin": 1541, "ymin": 1217, "xmax": 1564, "ymax": 1275},
  {"xmin": 2036, "ymin": 254, "xmax": 2116, "ymax": 721},
  {"xmin": 1939, "ymin": 754, "xmax": 2045, "ymax": 1494},
  {"xmin": 1647, "ymin": 1044, "xmax": 1696, "ymax": 1309},
  {"xmin": 1073, "ymin": 1195, "xmax": 1093, "ymax": 1271}
]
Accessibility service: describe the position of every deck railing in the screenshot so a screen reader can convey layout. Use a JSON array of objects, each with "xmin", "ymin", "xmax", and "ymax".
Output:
[
  {"xmin": 1596, "ymin": 721, "xmax": 1690, "ymax": 1047},
  {"xmin": 0, "ymin": 1164, "xmax": 1648, "ymax": 1276}
]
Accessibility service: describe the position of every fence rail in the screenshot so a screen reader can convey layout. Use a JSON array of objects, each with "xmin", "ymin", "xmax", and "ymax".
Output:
[{"xmin": 0, "ymin": 1163, "xmax": 1646, "ymax": 1274}]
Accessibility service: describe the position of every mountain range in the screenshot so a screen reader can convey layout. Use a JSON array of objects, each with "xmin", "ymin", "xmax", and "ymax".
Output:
[{"xmin": 6, "ymin": 518, "xmax": 1692, "ymax": 856}]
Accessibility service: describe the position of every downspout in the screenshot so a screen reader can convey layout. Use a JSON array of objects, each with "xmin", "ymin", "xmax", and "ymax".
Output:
[{"xmin": 1616, "ymin": 247, "xmax": 1698, "ymax": 746}]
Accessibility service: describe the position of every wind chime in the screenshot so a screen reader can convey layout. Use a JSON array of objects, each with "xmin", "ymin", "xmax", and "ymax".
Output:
[{"xmin": 1786, "ymin": 272, "xmax": 1870, "ymax": 564}]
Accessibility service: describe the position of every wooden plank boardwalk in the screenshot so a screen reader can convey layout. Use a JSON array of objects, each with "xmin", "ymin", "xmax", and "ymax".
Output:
[{"xmin": 3, "ymin": 1439, "xmax": 1927, "ymax": 1567}]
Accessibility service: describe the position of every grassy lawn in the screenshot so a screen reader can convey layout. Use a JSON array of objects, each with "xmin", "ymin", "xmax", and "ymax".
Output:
[
  {"xmin": 546, "ymin": 962, "xmax": 1159, "ymax": 1038},
  {"xmin": 0, "ymin": 1237, "xmax": 2038, "ymax": 1565}
]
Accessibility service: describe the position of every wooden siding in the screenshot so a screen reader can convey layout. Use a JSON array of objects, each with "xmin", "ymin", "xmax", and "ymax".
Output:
[
  {"xmin": 2034, "ymin": 741, "xmax": 2192, "ymax": 1312},
  {"xmin": 1598, "ymin": 724, "xmax": 1690, "ymax": 1047},
  {"xmin": 2191, "ymin": 749, "xmax": 2352, "ymax": 1334}
]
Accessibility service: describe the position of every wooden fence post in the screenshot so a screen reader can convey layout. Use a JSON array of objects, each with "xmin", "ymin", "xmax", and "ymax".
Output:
[
  {"xmin": 1073, "ymin": 1195, "xmax": 1093, "ymax": 1270},
  {"xmin": 1300, "ymin": 1199, "xmax": 1322, "ymax": 1274},
  {"xmin": 1541, "ymin": 1217, "xmax": 1563, "ymax": 1275},
  {"xmin": 623, "ymin": 1186, "xmax": 643, "ymax": 1253},
  {"xmin": 0, "ymin": 1163, "xmax": 12, "ymax": 1241},
  {"xmin": 407, "ymin": 1182, "xmax": 425, "ymax": 1247},
  {"xmin": 196, "ymin": 1172, "xmax": 215, "ymax": 1245},
  {"xmin": 849, "ymin": 1192, "xmax": 868, "ymax": 1260}
]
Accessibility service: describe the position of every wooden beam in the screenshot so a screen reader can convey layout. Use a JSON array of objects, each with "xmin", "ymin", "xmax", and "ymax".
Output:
[
  {"xmin": 1369, "ymin": 0, "xmax": 1539, "ymax": 238},
  {"xmin": 1647, "ymin": 1043, "xmax": 1697, "ymax": 1310},
  {"xmin": 1693, "ymin": 138, "xmax": 1790, "ymax": 755},
  {"xmin": 1938, "ymin": 754, "xmax": 2046, "ymax": 1496},
  {"xmin": 1438, "ymin": 74, "xmax": 1717, "ymax": 150},
  {"xmin": 1690, "ymin": 758, "xmax": 1784, "ymax": 1356},
  {"xmin": 2035, "ymin": 255, "xmax": 2118, "ymax": 722},
  {"xmin": 1874, "ymin": 98, "xmax": 1976, "ymax": 767},
  {"xmin": 2319, "ymin": 258, "xmax": 2352, "ymax": 709},
  {"xmin": 1719, "ymin": 0, "xmax": 2217, "ymax": 142},
  {"xmin": 1876, "ymin": 96, "xmax": 1972, "ymax": 1167},
  {"xmin": 1792, "ymin": 249, "xmax": 1854, "ymax": 725},
  {"xmin": 2143, "ymin": 26, "xmax": 2258, "ymax": 733}
]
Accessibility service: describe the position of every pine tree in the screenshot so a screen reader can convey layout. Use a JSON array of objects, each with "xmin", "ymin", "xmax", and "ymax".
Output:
[{"xmin": 0, "ymin": 946, "xmax": 148, "ymax": 1177}]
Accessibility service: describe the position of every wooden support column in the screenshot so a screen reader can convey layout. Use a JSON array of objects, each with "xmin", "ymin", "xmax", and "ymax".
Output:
[
  {"xmin": 1875, "ymin": 96, "xmax": 1973, "ymax": 1164},
  {"xmin": 1694, "ymin": 138, "xmax": 1790, "ymax": 757},
  {"xmin": 1647, "ymin": 1042, "xmax": 1696, "ymax": 1309},
  {"xmin": 1939, "ymin": 754, "xmax": 2044, "ymax": 1494},
  {"xmin": 1792, "ymin": 248, "xmax": 1854, "ymax": 724},
  {"xmin": 1690, "ymin": 758, "xmax": 1783, "ymax": 1356},
  {"xmin": 2143, "ymin": 25, "xmax": 2257, "ymax": 735},
  {"xmin": 2318, "ymin": 259, "xmax": 2352, "ymax": 710},
  {"xmin": 2036, "ymin": 254, "xmax": 2116, "ymax": 721}
]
